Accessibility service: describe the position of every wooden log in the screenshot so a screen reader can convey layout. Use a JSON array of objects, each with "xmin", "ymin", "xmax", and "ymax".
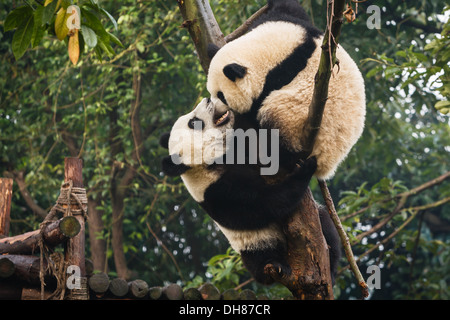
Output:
[
  {"xmin": 148, "ymin": 286, "xmax": 163, "ymax": 300},
  {"xmin": 84, "ymin": 258, "xmax": 94, "ymax": 277},
  {"xmin": 198, "ymin": 283, "xmax": 220, "ymax": 300},
  {"xmin": 0, "ymin": 256, "xmax": 15, "ymax": 278},
  {"xmin": 222, "ymin": 288, "xmax": 240, "ymax": 300},
  {"xmin": 88, "ymin": 272, "xmax": 110, "ymax": 294},
  {"xmin": 0, "ymin": 178, "xmax": 13, "ymax": 237},
  {"xmin": 0, "ymin": 281, "xmax": 55, "ymax": 300},
  {"xmin": 162, "ymin": 283, "xmax": 183, "ymax": 300},
  {"xmin": 0, "ymin": 216, "xmax": 80, "ymax": 255},
  {"xmin": 128, "ymin": 279, "xmax": 148, "ymax": 299},
  {"xmin": 0, "ymin": 255, "xmax": 53, "ymax": 284},
  {"xmin": 239, "ymin": 289, "xmax": 256, "ymax": 300},
  {"xmin": 183, "ymin": 287, "xmax": 202, "ymax": 300},
  {"xmin": 109, "ymin": 278, "xmax": 129, "ymax": 297}
]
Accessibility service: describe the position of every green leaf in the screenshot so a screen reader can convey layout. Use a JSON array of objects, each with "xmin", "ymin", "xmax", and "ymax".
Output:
[
  {"xmin": 435, "ymin": 100, "xmax": 450, "ymax": 110},
  {"xmin": 81, "ymin": 25, "xmax": 97, "ymax": 47},
  {"xmin": 101, "ymin": 8, "xmax": 118, "ymax": 31},
  {"xmin": 31, "ymin": 23, "xmax": 46, "ymax": 48},
  {"xmin": 4, "ymin": 6, "xmax": 33, "ymax": 32},
  {"xmin": 42, "ymin": 0, "xmax": 58, "ymax": 26},
  {"xmin": 108, "ymin": 32, "xmax": 123, "ymax": 48},
  {"xmin": 12, "ymin": 15, "xmax": 34, "ymax": 60}
]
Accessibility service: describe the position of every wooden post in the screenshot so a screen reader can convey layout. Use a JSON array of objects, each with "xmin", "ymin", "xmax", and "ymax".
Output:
[
  {"xmin": 0, "ymin": 178, "xmax": 13, "ymax": 237},
  {"xmin": 64, "ymin": 157, "xmax": 88, "ymax": 299}
]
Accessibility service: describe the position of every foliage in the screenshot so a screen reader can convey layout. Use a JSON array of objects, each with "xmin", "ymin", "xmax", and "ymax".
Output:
[
  {"xmin": 4, "ymin": 0, "xmax": 121, "ymax": 64},
  {"xmin": 1, "ymin": 0, "xmax": 449, "ymax": 299}
]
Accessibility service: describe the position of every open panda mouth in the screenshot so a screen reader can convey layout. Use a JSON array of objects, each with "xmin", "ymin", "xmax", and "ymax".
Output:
[{"xmin": 214, "ymin": 110, "xmax": 231, "ymax": 127}]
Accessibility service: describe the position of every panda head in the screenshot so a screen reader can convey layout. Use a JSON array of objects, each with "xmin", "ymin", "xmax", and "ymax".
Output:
[
  {"xmin": 206, "ymin": 42, "xmax": 255, "ymax": 115},
  {"xmin": 206, "ymin": 20, "xmax": 310, "ymax": 115},
  {"xmin": 160, "ymin": 98, "xmax": 234, "ymax": 176}
]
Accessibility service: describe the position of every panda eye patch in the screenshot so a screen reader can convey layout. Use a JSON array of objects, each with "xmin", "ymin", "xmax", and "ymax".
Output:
[
  {"xmin": 217, "ymin": 91, "xmax": 228, "ymax": 106},
  {"xmin": 188, "ymin": 117, "xmax": 204, "ymax": 130}
]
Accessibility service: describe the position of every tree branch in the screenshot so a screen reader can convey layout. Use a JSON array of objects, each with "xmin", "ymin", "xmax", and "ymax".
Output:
[
  {"xmin": 224, "ymin": 5, "xmax": 269, "ymax": 43},
  {"xmin": 4, "ymin": 171, "xmax": 48, "ymax": 219},
  {"xmin": 177, "ymin": 0, "xmax": 226, "ymax": 73},
  {"xmin": 300, "ymin": 0, "xmax": 346, "ymax": 158},
  {"xmin": 319, "ymin": 179, "xmax": 368, "ymax": 298}
]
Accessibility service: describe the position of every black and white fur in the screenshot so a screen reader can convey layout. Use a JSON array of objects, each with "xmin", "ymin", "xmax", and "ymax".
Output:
[
  {"xmin": 207, "ymin": 0, "xmax": 366, "ymax": 179},
  {"xmin": 160, "ymin": 99, "xmax": 340, "ymax": 284}
]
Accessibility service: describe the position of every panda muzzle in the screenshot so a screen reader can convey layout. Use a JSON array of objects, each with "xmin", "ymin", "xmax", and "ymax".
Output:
[{"xmin": 214, "ymin": 109, "xmax": 231, "ymax": 127}]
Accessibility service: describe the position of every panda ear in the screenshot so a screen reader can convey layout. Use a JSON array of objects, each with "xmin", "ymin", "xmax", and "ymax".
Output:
[
  {"xmin": 207, "ymin": 43, "xmax": 220, "ymax": 59},
  {"xmin": 223, "ymin": 63, "xmax": 247, "ymax": 82},
  {"xmin": 161, "ymin": 155, "xmax": 190, "ymax": 176},
  {"xmin": 159, "ymin": 132, "xmax": 170, "ymax": 149}
]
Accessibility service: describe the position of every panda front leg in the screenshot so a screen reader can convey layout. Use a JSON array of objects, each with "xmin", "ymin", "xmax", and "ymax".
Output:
[{"xmin": 240, "ymin": 241, "xmax": 291, "ymax": 285}]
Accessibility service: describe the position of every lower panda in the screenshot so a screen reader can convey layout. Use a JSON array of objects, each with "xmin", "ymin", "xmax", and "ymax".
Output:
[
  {"xmin": 207, "ymin": 0, "xmax": 366, "ymax": 179},
  {"xmin": 160, "ymin": 98, "xmax": 340, "ymax": 284}
]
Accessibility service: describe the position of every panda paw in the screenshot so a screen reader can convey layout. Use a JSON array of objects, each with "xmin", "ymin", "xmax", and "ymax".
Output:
[{"xmin": 261, "ymin": 262, "xmax": 292, "ymax": 284}]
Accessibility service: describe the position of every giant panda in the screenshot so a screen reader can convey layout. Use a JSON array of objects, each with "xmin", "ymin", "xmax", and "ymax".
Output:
[
  {"xmin": 160, "ymin": 98, "xmax": 340, "ymax": 284},
  {"xmin": 206, "ymin": 0, "xmax": 366, "ymax": 179}
]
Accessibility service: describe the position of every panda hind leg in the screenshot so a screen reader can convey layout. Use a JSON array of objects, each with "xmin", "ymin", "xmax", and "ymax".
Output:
[{"xmin": 240, "ymin": 243, "xmax": 291, "ymax": 285}]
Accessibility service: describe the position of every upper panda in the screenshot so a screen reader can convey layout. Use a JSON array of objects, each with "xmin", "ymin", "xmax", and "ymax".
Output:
[
  {"xmin": 207, "ymin": 0, "xmax": 366, "ymax": 179},
  {"xmin": 160, "ymin": 98, "xmax": 340, "ymax": 284}
]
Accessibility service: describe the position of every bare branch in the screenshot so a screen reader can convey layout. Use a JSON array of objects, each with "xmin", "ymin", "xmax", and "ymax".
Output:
[
  {"xmin": 224, "ymin": 5, "xmax": 269, "ymax": 43},
  {"xmin": 319, "ymin": 179, "xmax": 368, "ymax": 299},
  {"xmin": 300, "ymin": 0, "xmax": 347, "ymax": 159}
]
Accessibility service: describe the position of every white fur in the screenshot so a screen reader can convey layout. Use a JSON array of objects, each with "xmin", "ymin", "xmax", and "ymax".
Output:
[
  {"xmin": 207, "ymin": 22, "xmax": 366, "ymax": 179},
  {"xmin": 168, "ymin": 98, "xmax": 232, "ymax": 202},
  {"xmin": 215, "ymin": 222, "xmax": 285, "ymax": 252}
]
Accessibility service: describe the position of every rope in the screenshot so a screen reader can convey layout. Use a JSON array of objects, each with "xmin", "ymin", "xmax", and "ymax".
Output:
[{"xmin": 38, "ymin": 180, "xmax": 88, "ymax": 300}]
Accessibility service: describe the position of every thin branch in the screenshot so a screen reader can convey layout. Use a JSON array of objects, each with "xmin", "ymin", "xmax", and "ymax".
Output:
[
  {"xmin": 300, "ymin": 0, "xmax": 346, "ymax": 158},
  {"xmin": 146, "ymin": 221, "xmax": 184, "ymax": 282},
  {"xmin": 319, "ymin": 179, "xmax": 368, "ymax": 299},
  {"xmin": 4, "ymin": 171, "xmax": 48, "ymax": 219},
  {"xmin": 224, "ymin": 5, "xmax": 269, "ymax": 43},
  {"xmin": 341, "ymin": 171, "xmax": 450, "ymax": 222},
  {"xmin": 339, "ymin": 196, "xmax": 450, "ymax": 274}
]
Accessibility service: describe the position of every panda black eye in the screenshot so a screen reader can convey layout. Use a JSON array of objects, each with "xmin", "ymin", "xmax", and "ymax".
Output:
[
  {"xmin": 188, "ymin": 117, "xmax": 204, "ymax": 130},
  {"xmin": 217, "ymin": 91, "xmax": 228, "ymax": 106}
]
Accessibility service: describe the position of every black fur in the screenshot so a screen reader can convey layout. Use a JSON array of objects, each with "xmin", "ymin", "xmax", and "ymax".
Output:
[
  {"xmin": 223, "ymin": 63, "xmax": 247, "ymax": 82},
  {"xmin": 207, "ymin": 43, "xmax": 220, "ymax": 59},
  {"xmin": 241, "ymin": 241, "xmax": 291, "ymax": 285},
  {"xmin": 159, "ymin": 132, "xmax": 170, "ymax": 149},
  {"xmin": 161, "ymin": 155, "xmax": 190, "ymax": 176},
  {"xmin": 200, "ymin": 157, "xmax": 317, "ymax": 231}
]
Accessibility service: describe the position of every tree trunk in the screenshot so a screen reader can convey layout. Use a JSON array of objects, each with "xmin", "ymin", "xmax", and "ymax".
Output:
[
  {"xmin": 87, "ymin": 196, "xmax": 107, "ymax": 273},
  {"xmin": 109, "ymin": 56, "xmax": 144, "ymax": 280},
  {"xmin": 266, "ymin": 188, "xmax": 333, "ymax": 299},
  {"xmin": 0, "ymin": 178, "xmax": 13, "ymax": 237}
]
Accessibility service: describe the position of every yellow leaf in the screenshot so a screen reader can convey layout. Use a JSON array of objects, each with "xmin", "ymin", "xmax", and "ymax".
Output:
[
  {"xmin": 44, "ymin": 0, "xmax": 54, "ymax": 6},
  {"xmin": 55, "ymin": 7, "xmax": 69, "ymax": 40},
  {"xmin": 68, "ymin": 29, "xmax": 79, "ymax": 65}
]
